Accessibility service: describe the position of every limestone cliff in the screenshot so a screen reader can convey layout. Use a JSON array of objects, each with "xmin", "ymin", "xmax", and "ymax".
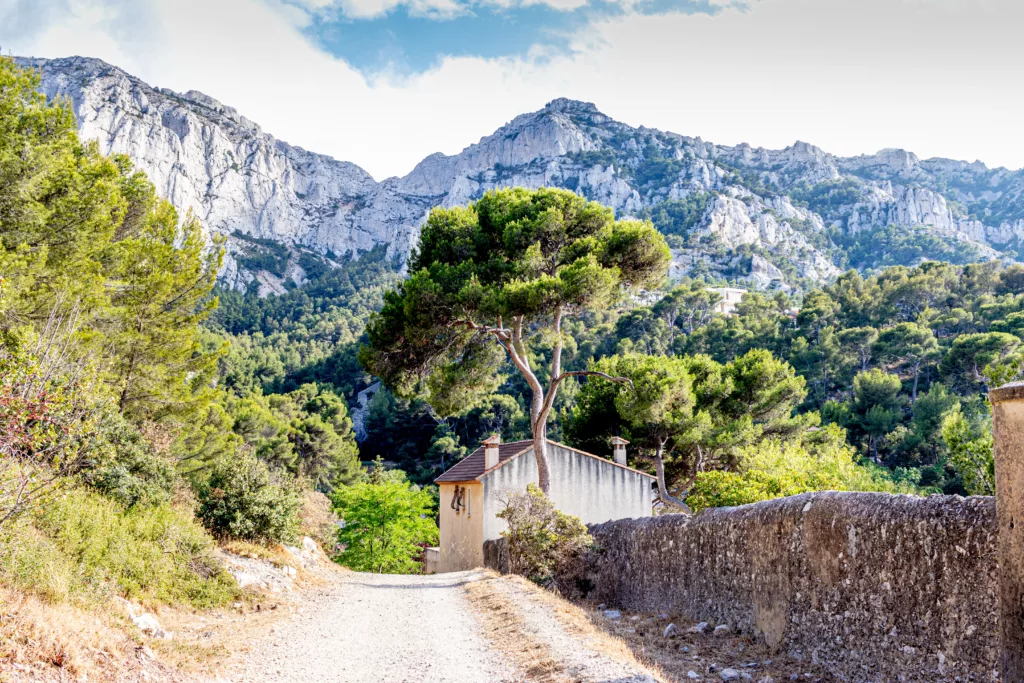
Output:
[
  {"xmin": 21, "ymin": 57, "xmax": 1024, "ymax": 292},
  {"xmin": 18, "ymin": 56, "xmax": 424, "ymax": 293}
]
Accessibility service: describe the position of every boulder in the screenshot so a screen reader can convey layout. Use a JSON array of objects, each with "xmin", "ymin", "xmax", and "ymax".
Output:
[{"xmin": 132, "ymin": 613, "xmax": 172, "ymax": 640}]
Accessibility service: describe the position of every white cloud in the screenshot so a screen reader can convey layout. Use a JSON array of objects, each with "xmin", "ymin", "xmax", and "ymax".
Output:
[
  {"xmin": 284, "ymin": 0, "xmax": 588, "ymax": 20},
  {"xmin": 1, "ymin": 0, "xmax": 1022, "ymax": 180},
  {"xmin": 330, "ymin": 0, "xmax": 464, "ymax": 20},
  {"xmin": 289, "ymin": 0, "xmax": 335, "ymax": 8},
  {"xmin": 492, "ymin": 0, "xmax": 590, "ymax": 11}
]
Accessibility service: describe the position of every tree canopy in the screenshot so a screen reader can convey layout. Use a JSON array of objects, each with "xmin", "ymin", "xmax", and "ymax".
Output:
[
  {"xmin": 333, "ymin": 461, "xmax": 438, "ymax": 574},
  {"xmin": 361, "ymin": 187, "xmax": 670, "ymax": 491},
  {"xmin": 565, "ymin": 349, "xmax": 822, "ymax": 509}
]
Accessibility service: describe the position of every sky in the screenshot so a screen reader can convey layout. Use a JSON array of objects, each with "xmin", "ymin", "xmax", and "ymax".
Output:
[{"xmin": 1, "ymin": 0, "xmax": 1021, "ymax": 181}]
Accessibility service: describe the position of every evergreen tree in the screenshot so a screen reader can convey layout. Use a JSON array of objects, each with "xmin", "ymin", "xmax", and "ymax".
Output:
[
  {"xmin": 361, "ymin": 188, "xmax": 670, "ymax": 492},
  {"xmin": 874, "ymin": 322, "xmax": 940, "ymax": 403},
  {"xmin": 850, "ymin": 369, "xmax": 904, "ymax": 460}
]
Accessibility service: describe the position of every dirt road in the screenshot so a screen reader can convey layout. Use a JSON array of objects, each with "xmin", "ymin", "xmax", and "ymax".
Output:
[{"xmin": 224, "ymin": 569, "xmax": 658, "ymax": 683}]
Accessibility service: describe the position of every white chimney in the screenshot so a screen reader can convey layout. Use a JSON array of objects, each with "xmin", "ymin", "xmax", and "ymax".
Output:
[
  {"xmin": 483, "ymin": 434, "xmax": 501, "ymax": 470},
  {"xmin": 611, "ymin": 436, "xmax": 629, "ymax": 466}
]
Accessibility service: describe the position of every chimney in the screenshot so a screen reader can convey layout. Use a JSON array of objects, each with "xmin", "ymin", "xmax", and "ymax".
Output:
[
  {"xmin": 483, "ymin": 434, "xmax": 501, "ymax": 470},
  {"xmin": 611, "ymin": 436, "xmax": 629, "ymax": 466}
]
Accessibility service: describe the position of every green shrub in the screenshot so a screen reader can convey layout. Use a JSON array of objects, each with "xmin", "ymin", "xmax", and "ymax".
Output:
[
  {"xmin": 942, "ymin": 408, "xmax": 994, "ymax": 495},
  {"xmin": 0, "ymin": 521, "xmax": 78, "ymax": 603},
  {"xmin": 686, "ymin": 470, "xmax": 785, "ymax": 511},
  {"xmin": 0, "ymin": 351, "xmax": 103, "ymax": 527},
  {"xmin": 0, "ymin": 487, "xmax": 237, "ymax": 608},
  {"xmin": 197, "ymin": 454, "xmax": 301, "ymax": 544},
  {"xmin": 81, "ymin": 414, "xmax": 177, "ymax": 508},
  {"xmin": 498, "ymin": 484, "xmax": 593, "ymax": 592},
  {"xmin": 687, "ymin": 440, "xmax": 914, "ymax": 512},
  {"xmin": 333, "ymin": 466, "xmax": 438, "ymax": 574}
]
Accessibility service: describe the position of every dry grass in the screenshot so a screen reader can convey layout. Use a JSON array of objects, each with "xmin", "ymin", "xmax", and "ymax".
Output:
[
  {"xmin": 465, "ymin": 571, "xmax": 666, "ymax": 682},
  {"xmin": 0, "ymin": 583, "xmax": 258, "ymax": 682},
  {"xmin": 297, "ymin": 490, "xmax": 339, "ymax": 549},
  {"xmin": 220, "ymin": 539, "xmax": 299, "ymax": 568},
  {"xmin": 0, "ymin": 586, "xmax": 141, "ymax": 681},
  {"xmin": 0, "ymin": 535, "xmax": 345, "ymax": 682},
  {"xmin": 465, "ymin": 575, "xmax": 563, "ymax": 681},
  {"xmin": 148, "ymin": 590, "xmax": 294, "ymax": 676},
  {"xmin": 507, "ymin": 575, "xmax": 658, "ymax": 669},
  {"xmin": 0, "ymin": 573, "xmax": 313, "ymax": 682}
]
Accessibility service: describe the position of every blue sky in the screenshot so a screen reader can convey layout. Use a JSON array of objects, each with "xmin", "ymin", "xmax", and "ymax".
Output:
[
  {"xmin": 294, "ymin": 0, "xmax": 730, "ymax": 76},
  {"xmin": 1, "ymin": 0, "xmax": 1022, "ymax": 180}
]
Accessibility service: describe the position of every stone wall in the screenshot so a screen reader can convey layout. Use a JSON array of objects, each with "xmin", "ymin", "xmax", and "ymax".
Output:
[{"xmin": 484, "ymin": 491, "xmax": 998, "ymax": 681}]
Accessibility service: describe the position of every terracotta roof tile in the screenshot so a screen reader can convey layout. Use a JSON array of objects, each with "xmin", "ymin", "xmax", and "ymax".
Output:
[{"xmin": 434, "ymin": 440, "xmax": 532, "ymax": 483}]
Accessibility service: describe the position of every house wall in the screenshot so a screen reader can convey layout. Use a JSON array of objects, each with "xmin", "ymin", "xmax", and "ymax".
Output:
[
  {"xmin": 437, "ymin": 482, "xmax": 484, "ymax": 572},
  {"xmin": 482, "ymin": 443, "xmax": 653, "ymax": 542}
]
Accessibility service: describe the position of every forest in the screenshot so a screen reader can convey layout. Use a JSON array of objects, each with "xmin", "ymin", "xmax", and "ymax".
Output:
[
  {"xmin": 0, "ymin": 51, "xmax": 1012, "ymax": 604},
  {"xmin": 213, "ymin": 231, "xmax": 1011, "ymax": 505}
]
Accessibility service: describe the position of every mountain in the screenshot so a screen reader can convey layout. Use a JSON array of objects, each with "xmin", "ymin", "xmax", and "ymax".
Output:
[{"xmin": 20, "ymin": 56, "xmax": 1024, "ymax": 293}]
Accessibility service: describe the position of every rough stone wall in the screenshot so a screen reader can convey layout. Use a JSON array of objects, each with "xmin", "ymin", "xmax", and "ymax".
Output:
[{"xmin": 485, "ymin": 491, "xmax": 998, "ymax": 681}]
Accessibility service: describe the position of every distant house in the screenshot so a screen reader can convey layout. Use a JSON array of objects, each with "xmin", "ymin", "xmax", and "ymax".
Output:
[
  {"xmin": 708, "ymin": 287, "xmax": 748, "ymax": 315},
  {"xmin": 427, "ymin": 435, "xmax": 655, "ymax": 573}
]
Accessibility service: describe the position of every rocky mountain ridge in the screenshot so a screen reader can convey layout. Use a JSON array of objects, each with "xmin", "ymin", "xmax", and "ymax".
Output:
[{"xmin": 20, "ymin": 56, "xmax": 1024, "ymax": 292}]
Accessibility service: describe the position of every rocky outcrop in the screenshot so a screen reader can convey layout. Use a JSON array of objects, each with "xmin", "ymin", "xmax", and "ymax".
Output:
[
  {"xmin": 20, "ymin": 56, "xmax": 1024, "ymax": 292},
  {"xmin": 699, "ymin": 192, "xmax": 840, "ymax": 282},
  {"xmin": 351, "ymin": 381, "xmax": 381, "ymax": 442}
]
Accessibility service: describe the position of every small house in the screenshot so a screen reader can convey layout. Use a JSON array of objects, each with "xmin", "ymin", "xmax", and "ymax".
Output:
[
  {"xmin": 708, "ymin": 287, "xmax": 748, "ymax": 315},
  {"xmin": 428, "ymin": 435, "xmax": 655, "ymax": 573}
]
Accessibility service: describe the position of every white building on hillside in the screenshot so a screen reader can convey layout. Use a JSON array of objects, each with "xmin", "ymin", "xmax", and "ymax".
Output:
[{"xmin": 709, "ymin": 287, "xmax": 748, "ymax": 315}]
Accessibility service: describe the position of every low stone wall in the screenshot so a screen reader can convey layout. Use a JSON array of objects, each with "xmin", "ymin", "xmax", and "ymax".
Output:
[{"xmin": 484, "ymin": 491, "xmax": 998, "ymax": 681}]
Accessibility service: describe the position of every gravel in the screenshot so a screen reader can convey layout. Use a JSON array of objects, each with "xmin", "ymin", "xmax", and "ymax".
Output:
[
  {"xmin": 226, "ymin": 570, "xmax": 518, "ymax": 683},
  {"xmin": 471, "ymin": 575, "xmax": 659, "ymax": 682}
]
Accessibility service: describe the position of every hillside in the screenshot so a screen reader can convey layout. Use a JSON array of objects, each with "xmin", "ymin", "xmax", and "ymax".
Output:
[{"xmin": 20, "ymin": 56, "xmax": 1024, "ymax": 292}]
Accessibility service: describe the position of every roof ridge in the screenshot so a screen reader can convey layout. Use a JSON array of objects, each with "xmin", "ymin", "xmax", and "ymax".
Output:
[{"xmin": 435, "ymin": 437, "xmax": 654, "ymax": 483}]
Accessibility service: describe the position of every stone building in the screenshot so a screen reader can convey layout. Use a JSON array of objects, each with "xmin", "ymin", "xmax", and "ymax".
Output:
[{"xmin": 427, "ymin": 435, "xmax": 655, "ymax": 573}]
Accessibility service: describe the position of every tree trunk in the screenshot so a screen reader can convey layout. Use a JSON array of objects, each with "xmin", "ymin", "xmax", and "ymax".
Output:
[
  {"xmin": 911, "ymin": 363, "xmax": 920, "ymax": 405},
  {"xmin": 654, "ymin": 441, "xmax": 691, "ymax": 514},
  {"xmin": 119, "ymin": 352, "xmax": 137, "ymax": 413},
  {"xmin": 495, "ymin": 307, "xmax": 626, "ymax": 496},
  {"xmin": 533, "ymin": 424, "xmax": 551, "ymax": 494}
]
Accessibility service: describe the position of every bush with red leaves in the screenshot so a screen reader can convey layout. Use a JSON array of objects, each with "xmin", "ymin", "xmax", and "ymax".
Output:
[{"xmin": 0, "ymin": 352, "xmax": 98, "ymax": 526}]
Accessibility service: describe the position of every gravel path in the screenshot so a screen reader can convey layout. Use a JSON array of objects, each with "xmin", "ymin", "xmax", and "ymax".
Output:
[
  {"xmin": 480, "ymin": 577, "xmax": 658, "ymax": 682},
  {"xmin": 227, "ymin": 570, "xmax": 519, "ymax": 683}
]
